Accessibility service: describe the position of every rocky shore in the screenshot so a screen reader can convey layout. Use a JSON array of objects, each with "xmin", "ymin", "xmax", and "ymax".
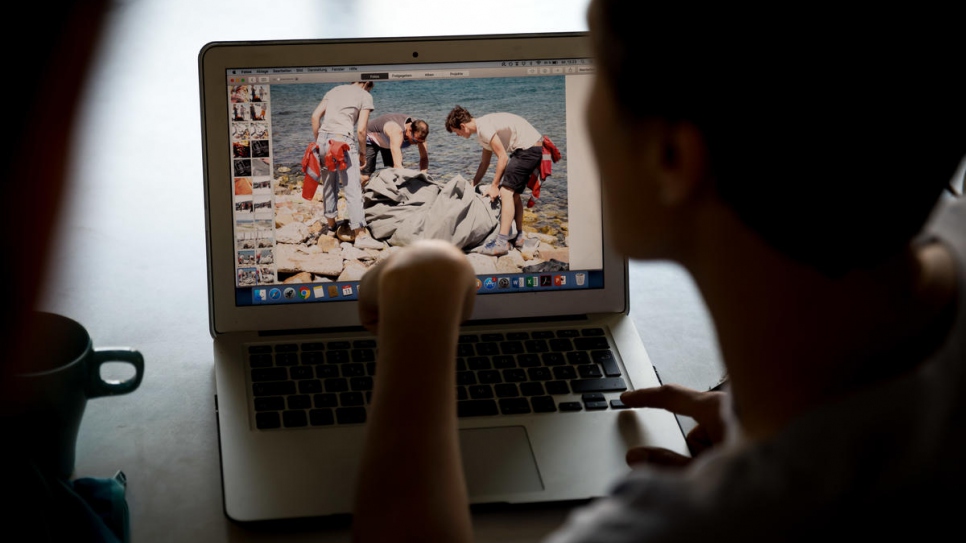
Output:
[{"xmin": 269, "ymin": 165, "xmax": 571, "ymax": 284}]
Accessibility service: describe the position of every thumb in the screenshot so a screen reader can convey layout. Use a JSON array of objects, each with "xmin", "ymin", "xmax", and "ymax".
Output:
[{"xmin": 625, "ymin": 446, "xmax": 691, "ymax": 468}]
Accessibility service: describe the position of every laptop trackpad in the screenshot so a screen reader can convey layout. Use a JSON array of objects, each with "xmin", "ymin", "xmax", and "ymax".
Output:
[{"xmin": 460, "ymin": 426, "xmax": 544, "ymax": 496}]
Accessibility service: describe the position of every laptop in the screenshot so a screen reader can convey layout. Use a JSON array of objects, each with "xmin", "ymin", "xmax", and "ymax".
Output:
[{"xmin": 198, "ymin": 32, "xmax": 689, "ymax": 523}]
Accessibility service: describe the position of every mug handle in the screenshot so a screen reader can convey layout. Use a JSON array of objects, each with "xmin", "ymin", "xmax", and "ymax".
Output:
[{"xmin": 88, "ymin": 348, "xmax": 145, "ymax": 398}]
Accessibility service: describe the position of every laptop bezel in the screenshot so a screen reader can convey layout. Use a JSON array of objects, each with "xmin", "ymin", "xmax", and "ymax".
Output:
[{"xmin": 199, "ymin": 32, "xmax": 627, "ymax": 337}]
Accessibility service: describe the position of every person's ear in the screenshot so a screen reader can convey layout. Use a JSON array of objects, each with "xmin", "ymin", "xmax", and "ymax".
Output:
[{"xmin": 657, "ymin": 121, "xmax": 710, "ymax": 206}]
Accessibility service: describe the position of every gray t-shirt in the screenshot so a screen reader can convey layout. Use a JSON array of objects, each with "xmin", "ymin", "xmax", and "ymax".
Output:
[
  {"xmin": 475, "ymin": 112, "xmax": 542, "ymax": 154},
  {"xmin": 544, "ymin": 193, "xmax": 966, "ymax": 542},
  {"xmin": 318, "ymin": 83, "xmax": 374, "ymax": 139}
]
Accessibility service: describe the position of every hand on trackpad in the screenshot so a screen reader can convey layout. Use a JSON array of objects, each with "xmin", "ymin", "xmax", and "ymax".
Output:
[{"xmin": 459, "ymin": 426, "xmax": 544, "ymax": 498}]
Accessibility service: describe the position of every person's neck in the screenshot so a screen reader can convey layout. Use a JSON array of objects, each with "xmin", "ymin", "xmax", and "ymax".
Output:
[{"xmin": 684, "ymin": 203, "xmax": 957, "ymax": 442}]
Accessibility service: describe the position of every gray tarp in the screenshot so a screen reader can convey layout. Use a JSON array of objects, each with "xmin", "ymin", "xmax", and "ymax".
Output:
[{"xmin": 363, "ymin": 169, "xmax": 500, "ymax": 250}]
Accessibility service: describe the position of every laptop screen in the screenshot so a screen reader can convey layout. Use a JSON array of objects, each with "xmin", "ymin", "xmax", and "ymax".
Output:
[{"xmin": 224, "ymin": 54, "xmax": 602, "ymax": 308}]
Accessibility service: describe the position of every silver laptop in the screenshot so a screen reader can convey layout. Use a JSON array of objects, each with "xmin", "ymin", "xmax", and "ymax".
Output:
[{"xmin": 198, "ymin": 32, "xmax": 688, "ymax": 522}]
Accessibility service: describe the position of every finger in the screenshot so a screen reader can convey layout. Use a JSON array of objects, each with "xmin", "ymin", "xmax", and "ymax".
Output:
[
  {"xmin": 357, "ymin": 257, "xmax": 392, "ymax": 332},
  {"xmin": 625, "ymin": 446, "xmax": 691, "ymax": 468},
  {"xmin": 620, "ymin": 384, "xmax": 709, "ymax": 418}
]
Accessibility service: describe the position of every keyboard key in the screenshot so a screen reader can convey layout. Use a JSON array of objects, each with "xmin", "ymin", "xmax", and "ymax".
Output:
[
  {"xmin": 578, "ymin": 364, "xmax": 603, "ymax": 379},
  {"xmin": 275, "ymin": 343, "xmax": 299, "ymax": 353},
  {"xmin": 532, "ymin": 331, "xmax": 555, "ymax": 339},
  {"xmin": 520, "ymin": 382, "xmax": 545, "ymax": 396},
  {"xmin": 549, "ymin": 338, "xmax": 573, "ymax": 352},
  {"xmin": 309, "ymin": 408, "xmax": 334, "ymax": 426},
  {"xmin": 324, "ymin": 378, "xmax": 349, "ymax": 393},
  {"xmin": 353, "ymin": 339, "xmax": 377, "ymax": 348},
  {"xmin": 275, "ymin": 352, "xmax": 299, "ymax": 366},
  {"xmin": 566, "ymin": 351, "xmax": 591, "ymax": 365},
  {"xmin": 468, "ymin": 357, "xmax": 491, "ymax": 370},
  {"xmin": 457, "ymin": 371, "xmax": 477, "ymax": 386},
  {"xmin": 524, "ymin": 339, "xmax": 549, "ymax": 353},
  {"xmin": 340, "ymin": 391, "xmax": 365, "ymax": 406},
  {"xmin": 527, "ymin": 367, "xmax": 552, "ymax": 381},
  {"xmin": 352, "ymin": 349, "xmax": 375, "ymax": 362},
  {"xmin": 252, "ymin": 381, "xmax": 295, "ymax": 396},
  {"xmin": 610, "ymin": 399, "xmax": 629, "ymax": 409},
  {"xmin": 517, "ymin": 354, "xmax": 541, "ymax": 368},
  {"xmin": 478, "ymin": 370, "xmax": 502, "ymax": 384},
  {"xmin": 329, "ymin": 341, "xmax": 351, "ymax": 350},
  {"xmin": 500, "ymin": 341, "xmax": 524, "ymax": 354},
  {"xmin": 582, "ymin": 393, "xmax": 606, "ymax": 402},
  {"xmin": 469, "ymin": 385, "xmax": 494, "ymax": 399},
  {"xmin": 253, "ymin": 396, "xmax": 284, "ymax": 411},
  {"xmin": 531, "ymin": 396, "xmax": 557, "ymax": 413},
  {"xmin": 542, "ymin": 352, "xmax": 566, "ymax": 366},
  {"xmin": 290, "ymin": 366, "xmax": 314, "ymax": 380},
  {"xmin": 315, "ymin": 365, "xmax": 339, "ymax": 379},
  {"xmin": 248, "ymin": 345, "xmax": 273, "ymax": 354},
  {"xmin": 574, "ymin": 337, "xmax": 609, "ymax": 350},
  {"xmin": 481, "ymin": 333, "xmax": 504, "ymax": 342},
  {"xmin": 494, "ymin": 383, "xmax": 520, "ymax": 398},
  {"xmin": 476, "ymin": 342, "xmax": 499, "ymax": 356},
  {"xmin": 251, "ymin": 367, "xmax": 287, "ymax": 382},
  {"xmin": 552, "ymin": 366, "xmax": 577, "ymax": 380},
  {"xmin": 499, "ymin": 398, "xmax": 532, "ymax": 415},
  {"xmin": 556, "ymin": 329, "xmax": 580, "ymax": 338},
  {"xmin": 503, "ymin": 369, "xmax": 527, "ymax": 382},
  {"xmin": 314, "ymin": 393, "xmax": 338, "ymax": 408},
  {"xmin": 287, "ymin": 395, "xmax": 311, "ymax": 409},
  {"xmin": 255, "ymin": 411, "xmax": 281, "ymax": 429},
  {"xmin": 350, "ymin": 376, "xmax": 373, "ymax": 391},
  {"xmin": 336, "ymin": 407, "xmax": 367, "ymax": 424},
  {"xmin": 570, "ymin": 378, "xmax": 627, "ymax": 393},
  {"xmin": 492, "ymin": 355, "xmax": 516, "ymax": 369},
  {"xmin": 545, "ymin": 380, "xmax": 571, "ymax": 395},
  {"xmin": 585, "ymin": 401, "xmax": 608, "ymax": 410},
  {"xmin": 458, "ymin": 399, "xmax": 498, "ymax": 417},
  {"xmin": 301, "ymin": 351, "xmax": 325, "ymax": 365},
  {"xmin": 298, "ymin": 379, "xmax": 323, "ymax": 394},
  {"xmin": 282, "ymin": 410, "xmax": 308, "ymax": 427},
  {"xmin": 506, "ymin": 332, "xmax": 529, "ymax": 340},
  {"xmin": 593, "ymin": 350, "xmax": 621, "ymax": 376},
  {"xmin": 559, "ymin": 402, "xmax": 583, "ymax": 412},
  {"xmin": 341, "ymin": 363, "xmax": 366, "ymax": 377},
  {"xmin": 249, "ymin": 353, "xmax": 273, "ymax": 368},
  {"xmin": 327, "ymin": 350, "xmax": 350, "ymax": 363},
  {"xmin": 581, "ymin": 328, "xmax": 605, "ymax": 336},
  {"xmin": 302, "ymin": 342, "xmax": 326, "ymax": 351},
  {"xmin": 457, "ymin": 343, "xmax": 475, "ymax": 357}
]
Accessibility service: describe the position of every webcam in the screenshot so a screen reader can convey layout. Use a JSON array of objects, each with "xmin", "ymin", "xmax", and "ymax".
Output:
[{"xmin": 412, "ymin": 51, "xmax": 418, "ymax": 58}]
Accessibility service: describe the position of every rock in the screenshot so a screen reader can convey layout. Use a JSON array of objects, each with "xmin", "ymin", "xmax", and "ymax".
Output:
[
  {"xmin": 275, "ymin": 244, "xmax": 344, "ymax": 277},
  {"xmin": 337, "ymin": 261, "xmax": 369, "ymax": 282},
  {"xmin": 496, "ymin": 257, "xmax": 522, "ymax": 274},
  {"xmin": 317, "ymin": 234, "xmax": 340, "ymax": 252},
  {"xmin": 282, "ymin": 271, "xmax": 313, "ymax": 284},
  {"xmin": 278, "ymin": 166, "xmax": 291, "ymax": 173},
  {"xmin": 355, "ymin": 236, "xmax": 385, "ymax": 250},
  {"xmin": 466, "ymin": 253, "xmax": 498, "ymax": 275},
  {"xmin": 276, "ymin": 222, "xmax": 309, "ymax": 244},
  {"xmin": 536, "ymin": 247, "xmax": 570, "ymax": 263}
]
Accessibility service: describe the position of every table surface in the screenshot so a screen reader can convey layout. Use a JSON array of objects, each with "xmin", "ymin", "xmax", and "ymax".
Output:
[{"xmin": 39, "ymin": 1, "xmax": 724, "ymax": 540}]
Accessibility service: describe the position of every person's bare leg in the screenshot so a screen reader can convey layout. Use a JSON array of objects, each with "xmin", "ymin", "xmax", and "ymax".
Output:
[
  {"xmin": 499, "ymin": 186, "xmax": 516, "ymax": 236},
  {"xmin": 513, "ymin": 193, "xmax": 523, "ymax": 236}
]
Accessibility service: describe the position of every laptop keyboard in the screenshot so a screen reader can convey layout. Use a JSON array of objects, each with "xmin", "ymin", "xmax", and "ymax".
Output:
[{"xmin": 247, "ymin": 327, "xmax": 629, "ymax": 430}]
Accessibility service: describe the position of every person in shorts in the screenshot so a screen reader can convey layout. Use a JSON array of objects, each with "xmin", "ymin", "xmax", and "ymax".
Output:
[{"xmin": 445, "ymin": 105, "xmax": 543, "ymax": 256}]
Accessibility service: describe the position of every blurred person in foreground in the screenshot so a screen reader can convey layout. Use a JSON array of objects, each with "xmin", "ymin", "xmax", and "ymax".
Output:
[
  {"xmin": 1, "ymin": 2, "xmax": 118, "ymax": 542},
  {"xmin": 350, "ymin": 2, "xmax": 966, "ymax": 541}
]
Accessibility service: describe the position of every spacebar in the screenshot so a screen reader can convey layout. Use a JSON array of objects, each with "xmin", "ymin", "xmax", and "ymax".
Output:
[
  {"xmin": 570, "ymin": 378, "xmax": 627, "ymax": 393},
  {"xmin": 457, "ymin": 399, "xmax": 498, "ymax": 417}
]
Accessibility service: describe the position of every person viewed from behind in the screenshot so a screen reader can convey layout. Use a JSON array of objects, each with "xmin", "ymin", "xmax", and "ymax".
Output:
[{"xmin": 349, "ymin": 2, "xmax": 966, "ymax": 541}]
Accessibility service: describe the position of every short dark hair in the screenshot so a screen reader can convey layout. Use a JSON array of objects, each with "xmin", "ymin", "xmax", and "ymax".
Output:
[
  {"xmin": 411, "ymin": 119, "xmax": 429, "ymax": 140},
  {"xmin": 590, "ymin": 1, "xmax": 966, "ymax": 275},
  {"xmin": 445, "ymin": 106, "xmax": 473, "ymax": 133}
]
